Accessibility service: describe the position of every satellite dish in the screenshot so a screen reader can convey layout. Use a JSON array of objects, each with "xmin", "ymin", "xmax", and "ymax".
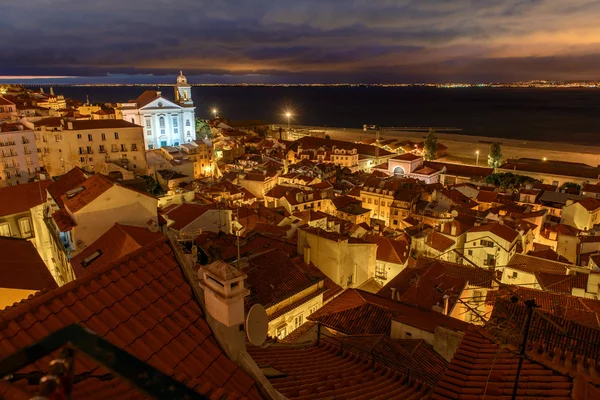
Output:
[{"xmin": 246, "ymin": 304, "xmax": 268, "ymax": 346}]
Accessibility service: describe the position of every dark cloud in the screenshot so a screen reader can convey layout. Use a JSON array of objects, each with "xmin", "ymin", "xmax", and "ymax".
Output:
[{"xmin": 2, "ymin": 0, "xmax": 600, "ymax": 82}]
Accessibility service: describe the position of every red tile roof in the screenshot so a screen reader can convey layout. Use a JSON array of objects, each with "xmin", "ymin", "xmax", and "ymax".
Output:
[
  {"xmin": 47, "ymin": 167, "xmax": 89, "ymax": 208},
  {"xmin": 379, "ymin": 257, "xmax": 494, "ymax": 314},
  {"xmin": 0, "ymin": 237, "xmax": 57, "ymax": 292},
  {"xmin": 241, "ymin": 248, "xmax": 321, "ymax": 310},
  {"xmin": 575, "ymin": 197, "xmax": 600, "ymax": 211},
  {"xmin": 309, "ymin": 289, "xmax": 469, "ymax": 335},
  {"xmin": 431, "ymin": 326, "xmax": 572, "ymax": 399},
  {"xmin": 60, "ymin": 173, "xmax": 114, "ymax": 213},
  {"xmin": 321, "ymin": 334, "xmax": 448, "ymax": 387},
  {"xmin": 0, "ymin": 180, "xmax": 52, "ymax": 217},
  {"xmin": 0, "ymin": 96, "xmax": 15, "ymax": 106},
  {"xmin": 534, "ymin": 271, "xmax": 588, "ymax": 294},
  {"xmin": 164, "ymin": 203, "xmax": 212, "ymax": 231},
  {"xmin": 365, "ymin": 234, "xmax": 409, "ymax": 265},
  {"xmin": 506, "ymin": 253, "xmax": 570, "ymax": 275},
  {"xmin": 292, "ymin": 256, "xmax": 344, "ymax": 303},
  {"xmin": 70, "ymin": 119, "xmax": 139, "ymax": 130},
  {"xmin": 392, "ymin": 153, "xmax": 422, "ymax": 161},
  {"xmin": 247, "ymin": 341, "xmax": 431, "ymax": 399},
  {"xmin": 70, "ymin": 223, "xmax": 164, "ymax": 278},
  {"xmin": 50, "ymin": 208, "xmax": 77, "ymax": 232},
  {"xmin": 0, "ymin": 238, "xmax": 262, "ymax": 399},
  {"xmin": 467, "ymin": 222, "xmax": 520, "ymax": 243},
  {"xmin": 425, "ymin": 231, "xmax": 455, "ymax": 252},
  {"xmin": 490, "ymin": 287, "xmax": 600, "ymax": 329},
  {"xmin": 130, "ymin": 90, "xmax": 161, "ymax": 108},
  {"xmin": 527, "ymin": 248, "xmax": 571, "ymax": 263}
]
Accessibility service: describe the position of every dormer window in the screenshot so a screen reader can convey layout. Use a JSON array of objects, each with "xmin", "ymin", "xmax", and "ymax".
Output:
[{"xmin": 66, "ymin": 186, "xmax": 85, "ymax": 198}]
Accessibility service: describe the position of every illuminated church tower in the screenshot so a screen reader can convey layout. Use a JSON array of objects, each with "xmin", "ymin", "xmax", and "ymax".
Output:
[{"xmin": 175, "ymin": 71, "xmax": 193, "ymax": 107}]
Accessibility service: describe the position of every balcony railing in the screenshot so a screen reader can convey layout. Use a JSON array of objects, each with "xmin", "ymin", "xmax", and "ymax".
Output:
[{"xmin": 0, "ymin": 141, "xmax": 16, "ymax": 147}]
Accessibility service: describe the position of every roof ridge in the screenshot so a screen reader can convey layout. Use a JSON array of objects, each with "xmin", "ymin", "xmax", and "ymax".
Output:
[{"xmin": 0, "ymin": 237, "xmax": 171, "ymax": 326}]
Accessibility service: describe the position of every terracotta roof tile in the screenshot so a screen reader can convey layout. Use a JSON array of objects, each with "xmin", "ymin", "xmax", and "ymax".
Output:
[
  {"xmin": 379, "ymin": 257, "xmax": 493, "ymax": 314},
  {"xmin": 467, "ymin": 222, "xmax": 520, "ymax": 243},
  {"xmin": 506, "ymin": 253, "xmax": 569, "ymax": 275},
  {"xmin": 320, "ymin": 334, "xmax": 448, "ymax": 387},
  {"xmin": 241, "ymin": 248, "xmax": 321, "ymax": 310},
  {"xmin": 47, "ymin": 167, "xmax": 89, "ymax": 208},
  {"xmin": 164, "ymin": 203, "xmax": 212, "ymax": 231},
  {"xmin": 575, "ymin": 197, "xmax": 600, "ymax": 211},
  {"xmin": 0, "ymin": 180, "xmax": 52, "ymax": 217},
  {"xmin": 431, "ymin": 325, "xmax": 573, "ymax": 400},
  {"xmin": 291, "ymin": 257, "xmax": 343, "ymax": 303},
  {"xmin": 247, "ymin": 341, "xmax": 431, "ymax": 399},
  {"xmin": 130, "ymin": 90, "xmax": 161, "ymax": 108},
  {"xmin": 534, "ymin": 271, "xmax": 588, "ymax": 294},
  {"xmin": 425, "ymin": 231, "xmax": 455, "ymax": 252},
  {"xmin": 309, "ymin": 288, "xmax": 469, "ymax": 335},
  {"xmin": 0, "ymin": 238, "xmax": 261, "ymax": 399},
  {"xmin": 59, "ymin": 174, "xmax": 115, "ymax": 213},
  {"xmin": 70, "ymin": 223, "xmax": 164, "ymax": 278},
  {"xmin": 51, "ymin": 208, "xmax": 77, "ymax": 232},
  {"xmin": 365, "ymin": 234, "xmax": 409, "ymax": 265},
  {"xmin": 0, "ymin": 237, "xmax": 57, "ymax": 292}
]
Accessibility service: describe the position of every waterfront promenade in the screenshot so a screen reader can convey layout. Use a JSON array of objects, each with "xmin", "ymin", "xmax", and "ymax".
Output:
[{"xmin": 282, "ymin": 125, "xmax": 600, "ymax": 167}]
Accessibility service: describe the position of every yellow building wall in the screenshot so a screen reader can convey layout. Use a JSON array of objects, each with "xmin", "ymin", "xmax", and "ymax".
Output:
[{"xmin": 0, "ymin": 288, "xmax": 37, "ymax": 310}]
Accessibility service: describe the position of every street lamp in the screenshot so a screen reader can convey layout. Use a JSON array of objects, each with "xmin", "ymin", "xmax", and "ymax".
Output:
[
  {"xmin": 285, "ymin": 112, "xmax": 292, "ymax": 130},
  {"xmin": 476, "ymin": 150, "xmax": 480, "ymax": 166},
  {"xmin": 212, "ymin": 108, "xmax": 218, "ymax": 119}
]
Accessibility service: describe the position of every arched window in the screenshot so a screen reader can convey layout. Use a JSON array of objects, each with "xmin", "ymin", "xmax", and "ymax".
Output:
[{"xmin": 159, "ymin": 117, "xmax": 165, "ymax": 128}]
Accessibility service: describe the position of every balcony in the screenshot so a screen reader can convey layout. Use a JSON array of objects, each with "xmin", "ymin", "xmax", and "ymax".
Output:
[
  {"xmin": 0, "ymin": 141, "xmax": 15, "ymax": 147},
  {"xmin": 22, "ymin": 138, "xmax": 30, "ymax": 144}
]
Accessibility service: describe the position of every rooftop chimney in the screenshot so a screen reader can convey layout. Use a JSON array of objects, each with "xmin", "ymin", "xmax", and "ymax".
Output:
[
  {"xmin": 390, "ymin": 287, "xmax": 397, "ymax": 300},
  {"xmin": 303, "ymin": 244, "xmax": 311, "ymax": 265},
  {"xmin": 198, "ymin": 260, "xmax": 250, "ymax": 358}
]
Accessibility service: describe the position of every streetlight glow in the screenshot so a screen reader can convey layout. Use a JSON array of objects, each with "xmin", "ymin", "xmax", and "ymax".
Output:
[
  {"xmin": 475, "ymin": 150, "xmax": 480, "ymax": 166},
  {"xmin": 285, "ymin": 111, "xmax": 292, "ymax": 130},
  {"xmin": 212, "ymin": 108, "xmax": 218, "ymax": 118}
]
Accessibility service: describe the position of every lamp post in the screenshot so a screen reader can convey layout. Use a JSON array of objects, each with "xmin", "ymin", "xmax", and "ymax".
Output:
[
  {"xmin": 476, "ymin": 150, "xmax": 480, "ymax": 166},
  {"xmin": 285, "ymin": 112, "xmax": 291, "ymax": 130},
  {"xmin": 212, "ymin": 108, "xmax": 218, "ymax": 119}
]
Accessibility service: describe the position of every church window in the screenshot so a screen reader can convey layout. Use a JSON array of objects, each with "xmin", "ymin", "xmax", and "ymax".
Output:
[
  {"xmin": 159, "ymin": 117, "xmax": 165, "ymax": 128},
  {"xmin": 145, "ymin": 119, "xmax": 151, "ymax": 128},
  {"xmin": 174, "ymin": 128, "xmax": 178, "ymax": 134},
  {"xmin": 186, "ymin": 120, "xmax": 190, "ymax": 127},
  {"xmin": 172, "ymin": 118, "xmax": 178, "ymax": 127}
]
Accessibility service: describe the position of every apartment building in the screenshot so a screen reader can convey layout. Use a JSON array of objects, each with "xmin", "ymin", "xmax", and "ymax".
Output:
[
  {"xmin": 26, "ymin": 118, "xmax": 147, "ymax": 178},
  {"xmin": 0, "ymin": 123, "xmax": 41, "ymax": 186}
]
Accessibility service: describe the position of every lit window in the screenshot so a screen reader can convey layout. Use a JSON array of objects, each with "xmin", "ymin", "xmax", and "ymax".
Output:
[
  {"xmin": 18, "ymin": 218, "xmax": 32, "ymax": 238},
  {"xmin": 159, "ymin": 117, "xmax": 165, "ymax": 128},
  {"xmin": 0, "ymin": 223, "xmax": 10, "ymax": 237}
]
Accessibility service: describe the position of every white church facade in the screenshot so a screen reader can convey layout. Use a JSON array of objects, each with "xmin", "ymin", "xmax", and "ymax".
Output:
[{"xmin": 117, "ymin": 72, "xmax": 196, "ymax": 150}]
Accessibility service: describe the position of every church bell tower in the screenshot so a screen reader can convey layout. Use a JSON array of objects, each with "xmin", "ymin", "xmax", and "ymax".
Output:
[{"xmin": 175, "ymin": 71, "xmax": 193, "ymax": 107}]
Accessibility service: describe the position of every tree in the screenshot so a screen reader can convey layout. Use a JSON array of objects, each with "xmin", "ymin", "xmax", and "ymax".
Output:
[
  {"xmin": 487, "ymin": 142, "xmax": 503, "ymax": 169},
  {"xmin": 140, "ymin": 175, "xmax": 163, "ymax": 196},
  {"xmin": 560, "ymin": 182, "xmax": 581, "ymax": 193},
  {"xmin": 423, "ymin": 129, "xmax": 437, "ymax": 161},
  {"xmin": 484, "ymin": 172, "xmax": 540, "ymax": 190}
]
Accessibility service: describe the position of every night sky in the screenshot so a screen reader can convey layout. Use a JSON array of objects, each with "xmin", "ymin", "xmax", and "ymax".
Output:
[{"xmin": 4, "ymin": 1, "xmax": 600, "ymax": 83}]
